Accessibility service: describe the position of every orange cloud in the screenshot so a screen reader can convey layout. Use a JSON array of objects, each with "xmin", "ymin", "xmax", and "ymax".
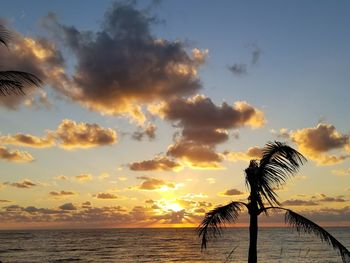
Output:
[
  {"xmin": 290, "ymin": 123, "xmax": 350, "ymax": 165},
  {"xmin": 225, "ymin": 146, "xmax": 263, "ymax": 162},
  {"xmin": 75, "ymin": 174, "xmax": 93, "ymax": 182},
  {"xmin": 135, "ymin": 176, "xmax": 175, "ymax": 191},
  {"xmin": 55, "ymin": 119, "xmax": 117, "ymax": 149},
  {"xmin": 129, "ymin": 156, "xmax": 182, "ymax": 171},
  {"xmin": 0, "ymin": 146, "xmax": 34, "ymax": 162},
  {"xmin": 3, "ymin": 179, "xmax": 37, "ymax": 188},
  {"xmin": 0, "ymin": 133, "xmax": 55, "ymax": 148},
  {"xmin": 0, "ymin": 119, "xmax": 117, "ymax": 150},
  {"xmin": 95, "ymin": 193, "xmax": 118, "ymax": 199}
]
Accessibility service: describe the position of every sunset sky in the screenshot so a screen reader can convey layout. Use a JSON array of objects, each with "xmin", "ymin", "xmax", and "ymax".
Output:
[{"xmin": 0, "ymin": 0, "xmax": 349, "ymax": 229}]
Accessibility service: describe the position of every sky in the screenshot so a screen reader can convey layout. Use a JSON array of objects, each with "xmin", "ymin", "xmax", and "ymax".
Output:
[{"xmin": 0, "ymin": 0, "xmax": 349, "ymax": 229}]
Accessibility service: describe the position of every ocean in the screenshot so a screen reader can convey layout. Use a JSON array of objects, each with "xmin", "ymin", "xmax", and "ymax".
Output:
[{"xmin": 0, "ymin": 227, "xmax": 349, "ymax": 262}]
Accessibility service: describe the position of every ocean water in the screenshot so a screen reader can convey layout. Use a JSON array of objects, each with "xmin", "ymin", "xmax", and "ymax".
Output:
[{"xmin": 0, "ymin": 227, "xmax": 349, "ymax": 262}]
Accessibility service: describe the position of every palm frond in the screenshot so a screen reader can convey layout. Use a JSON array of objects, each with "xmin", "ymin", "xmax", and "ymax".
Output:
[
  {"xmin": 258, "ymin": 141, "xmax": 306, "ymax": 206},
  {"xmin": 0, "ymin": 71, "xmax": 42, "ymax": 95},
  {"xmin": 264, "ymin": 207, "xmax": 350, "ymax": 263},
  {"xmin": 0, "ymin": 25, "xmax": 10, "ymax": 47},
  {"xmin": 197, "ymin": 201, "xmax": 247, "ymax": 250}
]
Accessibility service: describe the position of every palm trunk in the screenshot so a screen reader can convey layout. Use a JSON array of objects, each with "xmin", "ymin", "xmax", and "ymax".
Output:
[{"xmin": 248, "ymin": 209, "xmax": 258, "ymax": 263}]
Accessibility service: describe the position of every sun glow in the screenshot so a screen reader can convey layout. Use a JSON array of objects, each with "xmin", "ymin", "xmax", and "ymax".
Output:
[{"xmin": 164, "ymin": 203, "xmax": 183, "ymax": 212}]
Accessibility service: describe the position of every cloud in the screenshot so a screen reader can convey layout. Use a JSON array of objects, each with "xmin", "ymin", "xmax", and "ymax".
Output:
[
  {"xmin": 318, "ymin": 196, "xmax": 346, "ymax": 203},
  {"xmin": 0, "ymin": 199, "xmax": 11, "ymax": 203},
  {"xmin": 150, "ymin": 95, "xmax": 264, "ymax": 168},
  {"xmin": 0, "ymin": 133, "xmax": 55, "ymax": 148},
  {"xmin": 132, "ymin": 123, "xmax": 156, "ymax": 141},
  {"xmin": 290, "ymin": 123, "xmax": 350, "ymax": 165},
  {"xmin": 54, "ymin": 119, "xmax": 117, "ymax": 149},
  {"xmin": 0, "ymin": 146, "xmax": 34, "ymax": 162},
  {"xmin": 43, "ymin": 2, "xmax": 207, "ymax": 122},
  {"xmin": 0, "ymin": 25, "xmax": 65, "ymax": 109},
  {"xmin": 3, "ymin": 179, "xmax": 37, "ymax": 189},
  {"xmin": 282, "ymin": 199, "xmax": 319, "ymax": 206},
  {"xmin": 154, "ymin": 95, "xmax": 265, "ymax": 144},
  {"xmin": 225, "ymin": 146, "xmax": 263, "ymax": 162},
  {"xmin": 49, "ymin": 190, "xmax": 76, "ymax": 197},
  {"xmin": 135, "ymin": 176, "xmax": 175, "ymax": 191},
  {"xmin": 227, "ymin": 44, "xmax": 262, "ymax": 76},
  {"xmin": 167, "ymin": 140, "xmax": 224, "ymax": 169},
  {"xmin": 251, "ymin": 45, "xmax": 262, "ymax": 65},
  {"xmin": 0, "ymin": 119, "xmax": 117, "ymax": 150},
  {"xmin": 95, "ymin": 193, "xmax": 118, "ymax": 199},
  {"xmin": 75, "ymin": 173, "xmax": 93, "ymax": 182},
  {"xmin": 228, "ymin": 63, "xmax": 247, "ymax": 76},
  {"xmin": 221, "ymin": 188, "xmax": 244, "ymax": 196},
  {"xmin": 59, "ymin": 203, "xmax": 77, "ymax": 211},
  {"xmin": 129, "ymin": 156, "xmax": 181, "ymax": 171}
]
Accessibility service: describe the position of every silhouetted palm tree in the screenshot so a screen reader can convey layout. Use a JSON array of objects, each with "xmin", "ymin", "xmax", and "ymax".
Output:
[
  {"xmin": 198, "ymin": 141, "xmax": 350, "ymax": 263},
  {"xmin": 0, "ymin": 25, "xmax": 41, "ymax": 95}
]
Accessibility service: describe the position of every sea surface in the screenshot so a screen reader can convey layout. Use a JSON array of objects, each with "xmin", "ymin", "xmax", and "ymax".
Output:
[{"xmin": 0, "ymin": 227, "xmax": 349, "ymax": 262}]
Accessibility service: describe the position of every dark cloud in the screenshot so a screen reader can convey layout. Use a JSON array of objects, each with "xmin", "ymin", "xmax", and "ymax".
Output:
[
  {"xmin": 167, "ymin": 140, "xmax": 224, "ymax": 168},
  {"xmin": 59, "ymin": 203, "xmax": 77, "ymax": 211},
  {"xmin": 49, "ymin": 190, "xmax": 76, "ymax": 197},
  {"xmin": 95, "ymin": 193, "xmax": 118, "ymax": 199},
  {"xmin": 156, "ymin": 95, "xmax": 264, "ymax": 145},
  {"xmin": 132, "ymin": 123, "xmax": 156, "ymax": 141},
  {"xmin": 129, "ymin": 156, "xmax": 181, "ymax": 171},
  {"xmin": 222, "ymin": 188, "xmax": 244, "ymax": 196},
  {"xmin": 43, "ymin": 2, "xmax": 207, "ymax": 122},
  {"xmin": 3, "ymin": 179, "xmax": 37, "ymax": 189},
  {"xmin": 150, "ymin": 95, "xmax": 264, "ymax": 168},
  {"xmin": 228, "ymin": 63, "xmax": 247, "ymax": 76},
  {"xmin": 251, "ymin": 46, "xmax": 262, "ymax": 65},
  {"xmin": 135, "ymin": 176, "xmax": 175, "ymax": 190},
  {"xmin": 151, "ymin": 210, "xmax": 186, "ymax": 224},
  {"xmin": 0, "ymin": 146, "xmax": 34, "ymax": 162}
]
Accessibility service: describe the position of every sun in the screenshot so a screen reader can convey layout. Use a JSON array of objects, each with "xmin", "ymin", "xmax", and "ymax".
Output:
[{"xmin": 162, "ymin": 202, "xmax": 183, "ymax": 212}]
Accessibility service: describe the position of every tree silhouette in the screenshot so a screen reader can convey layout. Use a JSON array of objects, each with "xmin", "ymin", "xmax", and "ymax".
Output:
[
  {"xmin": 0, "ymin": 25, "xmax": 42, "ymax": 96},
  {"xmin": 198, "ymin": 141, "xmax": 350, "ymax": 263}
]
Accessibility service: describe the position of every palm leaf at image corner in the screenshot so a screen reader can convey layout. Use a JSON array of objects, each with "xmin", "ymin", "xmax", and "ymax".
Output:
[{"xmin": 0, "ymin": 24, "xmax": 43, "ymax": 95}]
